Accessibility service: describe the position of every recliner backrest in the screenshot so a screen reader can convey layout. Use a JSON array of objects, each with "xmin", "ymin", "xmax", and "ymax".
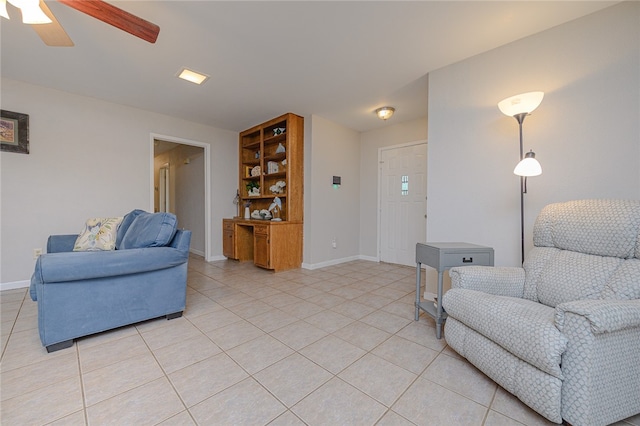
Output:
[{"xmin": 523, "ymin": 199, "xmax": 640, "ymax": 307}]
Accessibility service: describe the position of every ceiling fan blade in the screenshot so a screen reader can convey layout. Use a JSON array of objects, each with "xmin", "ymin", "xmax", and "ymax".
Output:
[
  {"xmin": 57, "ymin": 0, "xmax": 159, "ymax": 44},
  {"xmin": 32, "ymin": 0, "xmax": 74, "ymax": 46}
]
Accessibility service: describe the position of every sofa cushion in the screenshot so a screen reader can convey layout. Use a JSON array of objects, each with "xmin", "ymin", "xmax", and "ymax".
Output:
[
  {"xmin": 443, "ymin": 288, "xmax": 567, "ymax": 378},
  {"xmin": 600, "ymin": 259, "xmax": 640, "ymax": 300},
  {"xmin": 523, "ymin": 247, "xmax": 558, "ymax": 302},
  {"xmin": 73, "ymin": 217, "xmax": 123, "ymax": 251},
  {"xmin": 115, "ymin": 209, "xmax": 146, "ymax": 249},
  {"xmin": 445, "ymin": 318, "xmax": 564, "ymax": 424},
  {"xmin": 119, "ymin": 212, "xmax": 177, "ymax": 250},
  {"xmin": 535, "ymin": 250, "xmax": 623, "ymax": 307}
]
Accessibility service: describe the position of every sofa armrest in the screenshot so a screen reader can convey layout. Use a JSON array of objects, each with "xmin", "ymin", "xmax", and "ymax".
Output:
[
  {"xmin": 47, "ymin": 234, "xmax": 78, "ymax": 253},
  {"xmin": 449, "ymin": 266, "xmax": 525, "ymax": 298},
  {"xmin": 33, "ymin": 247, "xmax": 188, "ymax": 284},
  {"xmin": 555, "ymin": 299, "xmax": 640, "ymax": 334},
  {"xmin": 169, "ymin": 229, "xmax": 191, "ymax": 251}
]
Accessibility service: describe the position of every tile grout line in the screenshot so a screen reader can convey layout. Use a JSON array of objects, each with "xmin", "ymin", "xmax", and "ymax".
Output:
[{"xmin": 2, "ymin": 258, "xmax": 561, "ymax": 425}]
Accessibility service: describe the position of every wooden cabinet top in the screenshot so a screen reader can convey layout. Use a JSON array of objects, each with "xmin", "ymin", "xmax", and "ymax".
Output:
[{"xmin": 225, "ymin": 218, "xmax": 303, "ymax": 226}]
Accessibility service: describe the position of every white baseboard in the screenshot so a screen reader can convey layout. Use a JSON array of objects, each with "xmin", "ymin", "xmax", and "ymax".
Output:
[
  {"xmin": 1, "ymin": 280, "xmax": 30, "ymax": 291},
  {"xmin": 206, "ymin": 254, "xmax": 227, "ymax": 262},
  {"xmin": 302, "ymin": 255, "xmax": 379, "ymax": 270},
  {"xmin": 189, "ymin": 248, "xmax": 205, "ymax": 257}
]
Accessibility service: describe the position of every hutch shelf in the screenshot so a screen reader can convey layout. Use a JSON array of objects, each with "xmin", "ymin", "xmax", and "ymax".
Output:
[{"xmin": 223, "ymin": 113, "xmax": 304, "ymax": 271}]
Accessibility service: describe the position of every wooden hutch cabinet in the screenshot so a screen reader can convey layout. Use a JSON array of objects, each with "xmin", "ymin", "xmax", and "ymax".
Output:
[{"xmin": 222, "ymin": 113, "xmax": 304, "ymax": 271}]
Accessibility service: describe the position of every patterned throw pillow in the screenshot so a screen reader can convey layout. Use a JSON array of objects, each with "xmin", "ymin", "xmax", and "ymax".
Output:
[{"xmin": 73, "ymin": 217, "xmax": 123, "ymax": 251}]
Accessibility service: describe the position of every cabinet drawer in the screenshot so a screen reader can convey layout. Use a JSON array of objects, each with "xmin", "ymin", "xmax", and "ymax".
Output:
[
  {"xmin": 253, "ymin": 224, "xmax": 269, "ymax": 235},
  {"xmin": 223, "ymin": 220, "xmax": 235, "ymax": 231},
  {"xmin": 223, "ymin": 230, "xmax": 236, "ymax": 259},
  {"xmin": 440, "ymin": 251, "xmax": 493, "ymax": 269}
]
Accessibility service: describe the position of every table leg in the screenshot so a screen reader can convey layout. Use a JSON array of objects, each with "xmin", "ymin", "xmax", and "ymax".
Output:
[
  {"xmin": 436, "ymin": 270, "xmax": 443, "ymax": 339},
  {"xmin": 415, "ymin": 261, "xmax": 421, "ymax": 321}
]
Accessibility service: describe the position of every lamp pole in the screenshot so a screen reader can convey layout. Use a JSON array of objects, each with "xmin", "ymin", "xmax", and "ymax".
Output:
[
  {"xmin": 514, "ymin": 112, "xmax": 527, "ymax": 265},
  {"xmin": 498, "ymin": 91, "xmax": 544, "ymax": 267}
]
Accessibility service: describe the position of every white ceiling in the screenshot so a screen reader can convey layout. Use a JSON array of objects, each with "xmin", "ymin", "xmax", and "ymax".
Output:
[{"xmin": 1, "ymin": 1, "xmax": 616, "ymax": 133}]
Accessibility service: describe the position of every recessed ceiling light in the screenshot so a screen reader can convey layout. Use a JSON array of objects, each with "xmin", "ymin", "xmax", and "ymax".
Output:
[{"xmin": 177, "ymin": 68, "xmax": 209, "ymax": 85}]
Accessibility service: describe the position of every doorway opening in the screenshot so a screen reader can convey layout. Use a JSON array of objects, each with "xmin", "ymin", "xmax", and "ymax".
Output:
[{"xmin": 151, "ymin": 134, "xmax": 210, "ymax": 259}]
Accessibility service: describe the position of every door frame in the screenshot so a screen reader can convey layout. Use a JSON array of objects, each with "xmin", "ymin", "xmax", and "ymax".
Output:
[
  {"xmin": 377, "ymin": 139, "xmax": 428, "ymax": 263},
  {"xmin": 158, "ymin": 163, "xmax": 170, "ymax": 212},
  {"xmin": 150, "ymin": 133, "xmax": 211, "ymax": 260}
]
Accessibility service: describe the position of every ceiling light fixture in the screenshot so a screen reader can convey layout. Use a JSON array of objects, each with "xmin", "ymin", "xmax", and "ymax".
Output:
[
  {"xmin": 375, "ymin": 106, "xmax": 395, "ymax": 121},
  {"xmin": 177, "ymin": 68, "xmax": 209, "ymax": 85},
  {"xmin": 5, "ymin": 0, "xmax": 52, "ymax": 24}
]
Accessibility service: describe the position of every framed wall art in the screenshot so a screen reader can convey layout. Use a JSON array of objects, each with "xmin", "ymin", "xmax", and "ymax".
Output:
[{"xmin": 1, "ymin": 110, "xmax": 29, "ymax": 154}]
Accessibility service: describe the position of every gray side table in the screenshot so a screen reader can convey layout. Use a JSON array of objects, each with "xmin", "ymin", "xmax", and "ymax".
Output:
[{"xmin": 415, "ymin": 242, "xmax": 494, "ymax": 339}]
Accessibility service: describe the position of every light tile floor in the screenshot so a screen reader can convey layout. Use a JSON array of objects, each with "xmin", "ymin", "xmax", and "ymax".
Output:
[{"xmin": 2, "ymin": 257, "xmax": 639, "ymax": 425}]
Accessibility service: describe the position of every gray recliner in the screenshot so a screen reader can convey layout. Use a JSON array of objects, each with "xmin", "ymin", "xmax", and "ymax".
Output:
[{"xmin": 442, "ymin": 199, "xmax": 640, "ymax": 425}]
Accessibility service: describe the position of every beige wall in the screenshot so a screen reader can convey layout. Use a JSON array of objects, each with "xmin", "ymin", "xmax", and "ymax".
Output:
[
  {"xmin": 174, "ymin": 150, "xmax": 206, "ymax": 256},
  {"xmin": 427, "ymin": 1, "xmax": 640, "ymax": 267},
  {"xmin": 2, "ymin": 2, "xmax": 637, "ymax": 284},
  {"xmin": 0, "ymin": 79, "xmax": 237, "ymax": 285},
  {"xmin": 303, "ymin": 115, "xmax": 361, "ymax": 268},
  {"xmin": 303, "ymin": 115, "xmax": 428, "ymax": 268}
]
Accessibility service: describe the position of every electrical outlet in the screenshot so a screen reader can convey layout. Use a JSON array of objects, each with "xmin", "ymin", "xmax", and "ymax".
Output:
[
  {"xmin": 331, "ymin": 238, "xmax": 337, "ymax": 249},
  {"xmin": 33, "ymin": 248, "xmax": 42, "ymax": 259}
]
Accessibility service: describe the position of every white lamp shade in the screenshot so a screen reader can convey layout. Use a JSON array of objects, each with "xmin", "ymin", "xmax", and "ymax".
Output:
[
  {"xmin": 514, "ymin": 152, "xmax": 542, "ymax": 177},
  {"xmin": 1, "ymin": 0, "xmax": 9, "ymax": 19},
  {"xmin": 498, "ymin": 91, "xmax": 544, "ymax": 117}
]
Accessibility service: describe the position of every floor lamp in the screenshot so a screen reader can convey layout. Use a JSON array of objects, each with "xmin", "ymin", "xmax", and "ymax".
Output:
[{"xmin": 498, "ymin": 91, "xmax": 544, "ymax": 264}]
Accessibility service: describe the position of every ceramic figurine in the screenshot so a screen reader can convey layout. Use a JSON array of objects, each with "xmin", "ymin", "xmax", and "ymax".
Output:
[{"xmin": 269, "ymin": 197, "xmax": 282, "ymax": 221}]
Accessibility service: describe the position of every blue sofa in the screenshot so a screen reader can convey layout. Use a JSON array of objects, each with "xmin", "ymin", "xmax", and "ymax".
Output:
[{"xmin": 30, "ymin": 210, "xmax": 192, "ymax": 352}]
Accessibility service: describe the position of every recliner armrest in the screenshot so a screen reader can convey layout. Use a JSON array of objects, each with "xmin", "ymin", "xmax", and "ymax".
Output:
[
  {"xmin": 555, "ymin": 299, "xmax": 640, "ymax": 334},
  {"xmin": 449, "ymin": 266, "xmax": 525, "ymax": 298},
  {"xmin": 33, "ymin": 247, "xmax": 188, "ymax": 284}
]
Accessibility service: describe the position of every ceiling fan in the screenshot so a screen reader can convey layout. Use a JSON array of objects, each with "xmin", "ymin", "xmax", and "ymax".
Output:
[{"xmin": 1, "ymin": 0, "xmax": 160, "ymax": 46}]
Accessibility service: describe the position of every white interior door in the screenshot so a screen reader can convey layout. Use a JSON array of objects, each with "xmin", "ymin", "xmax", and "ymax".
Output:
[{"xmin": 380, "ymin": 142, "xmax": 427, "ymax": 266}]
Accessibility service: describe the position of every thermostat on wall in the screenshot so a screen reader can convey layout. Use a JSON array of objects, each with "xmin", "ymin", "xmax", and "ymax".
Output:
[{"xmin": 332, "ymin": 176, "xmax": 341, "ymax": 188}]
